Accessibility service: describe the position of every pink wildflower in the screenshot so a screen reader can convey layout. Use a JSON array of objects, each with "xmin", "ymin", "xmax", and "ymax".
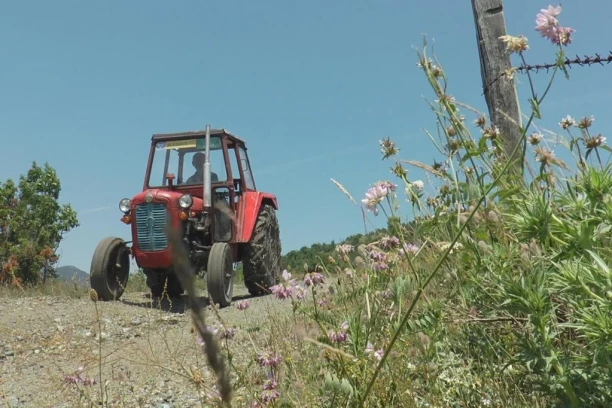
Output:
[
  {"xmin": 257, "ymin": 351, "xmax": 283, "ymax": 368},
  {"xmin": 365, "ymin": 342, "xmax": 384, "ymax": 361},
  {"xmin": 269, "ymin": 269, "xmax": 307, "ymax": 300},
  {"xmin": 380, "ymin": 235, "xmax": 400, "ymax": 249},
  {"xmin": 304, "ymin": 271, "xmax": 324, "ymax": 287},
  {"xmin": 335, "ymin": 244, "xmax": 354, "ymax": 256},
  {"xmin": 401, "ymin": 242, "xmax": 419, "ymax": 255},
  {"xmin": 368, "ymin": 249, "xmax": 389, "ymax": 270},
  {"xmin": 328, "ymin": 321, "xmax": 350, "ymax": 343},
  {"xmin": 535, "ymin": 5, "xmax": 575, "ymax": 45},
  {"xmin": 269, "ymin": 269, "xmax": 296, "ymax": 299},
  {"xmin": 236, "ymin": 300, "xmax": 250, "ymax": 310},
  {"xmin": 294, "ymin": 285, "xmax": 306, "ymax": 300},
  {"xmin": 63, "ymin": 366, "xmax": 97, "ymax": 386},
  {"xmin": 218, "ymin": 326, "xmax": 236, "ymax": 340},
  {"xmin": 361, "ymin": 181, "xmax": 397, "ymax": 215}
]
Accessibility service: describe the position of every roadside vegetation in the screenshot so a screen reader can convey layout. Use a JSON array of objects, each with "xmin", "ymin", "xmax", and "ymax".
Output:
[{"xmin": 2, "ymin": 4, "xmax": 611, "ymax": 407}]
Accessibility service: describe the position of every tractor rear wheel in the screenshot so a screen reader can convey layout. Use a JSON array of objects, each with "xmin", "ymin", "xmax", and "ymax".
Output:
[
  {"xmin": 242, "ymin": 204, "xmax": 281, "ymax": 296},
  {"xmin": 90, "ymin": 237, "xmax": 130, "ymax": 301},
  {"xmin": 207, "ymin": 242, "xmax": 235, "ymax": 308}
]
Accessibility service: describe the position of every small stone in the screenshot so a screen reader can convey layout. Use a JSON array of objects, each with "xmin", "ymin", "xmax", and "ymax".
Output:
[{"xmin": 5, "ymin": 350, "xmax": 14, "ymax": 357}]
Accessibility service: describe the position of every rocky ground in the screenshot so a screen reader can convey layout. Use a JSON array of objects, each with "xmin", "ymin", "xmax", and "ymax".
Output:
[{"xmin": 0, "ymin": 284, "xmax": 297, "ymax": 407}]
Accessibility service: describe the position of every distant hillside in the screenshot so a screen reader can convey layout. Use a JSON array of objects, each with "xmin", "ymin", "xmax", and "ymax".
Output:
[
  {"xmin": 281, "ymin": 217, "xmax": 420, "ymax": 272},
  {"xmin": 55, "ymin": 265, "xmax": 89, "ymax": 283}
]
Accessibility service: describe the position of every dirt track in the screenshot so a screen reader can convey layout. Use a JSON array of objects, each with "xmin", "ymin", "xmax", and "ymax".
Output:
[{"xmin": 0, "ymin": 283, "xmax": 296, "ymax": 407}]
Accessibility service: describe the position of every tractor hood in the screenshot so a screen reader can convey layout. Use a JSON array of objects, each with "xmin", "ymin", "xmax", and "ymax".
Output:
[{"xmin": 131, "ymin": 189, "xmax": 204, "ymax": 212}]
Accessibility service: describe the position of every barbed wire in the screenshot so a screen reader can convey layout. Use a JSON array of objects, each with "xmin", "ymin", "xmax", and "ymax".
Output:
[{"xmin": 486, "ymin": 51, "xmax": 612, "ymax": 91}]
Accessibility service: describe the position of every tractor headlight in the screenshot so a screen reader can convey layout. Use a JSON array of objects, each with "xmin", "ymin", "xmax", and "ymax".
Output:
[
  {"xmin": 179, "ymin": 194, "xmax": 193, "ymax": 209},
  {"xmin": 119, "ymin": 198, "xmax": 131, "ymax": 213}
]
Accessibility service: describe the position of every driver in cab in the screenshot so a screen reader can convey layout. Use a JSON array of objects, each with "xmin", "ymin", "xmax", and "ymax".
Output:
[{"xmin": 186, "ymin": 152, "xmax": 219, "ymax": 184}]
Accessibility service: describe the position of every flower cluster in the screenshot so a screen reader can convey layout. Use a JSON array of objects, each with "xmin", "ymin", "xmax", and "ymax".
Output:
[
  {"xmin": 335, "ymin": 244, "xmax": 354, "ymax": 257},
  {"xmin": 368, "ymin": 249, "xmax": 389, "ymax": 271},
  {"xmin": 269, "ymin": 270, "xmax": 305, "ymax": 300},
  {"xmin": 328, "ymin": 321, "xmax": 349, "ymax": 343},
  {"xmin": 303, "ymin": 271, "xmax": 324, "ymax": 287},
  {"xmin": 365, "ymin": 342, "xmax": 384, "ymax": 361},
  {"xmin": 269, "ymin": 268, "xmax": 325, "ymax": 300},
  {"xmin": 257, "ymin": 350, "xmax": 283, "ymax": 368},
  {"xmin": 361, "ymin": 181, "xmax": 397, "ymax": 215},
  {"xmin": 236, "ymin": 299, "xmax": 250, "ymax": 310},
  {"xmin": 535, "ymin": 5, "xmax": 575, "ymax": 45},
  {"xmin": 63, "ymin": 366, "xmax": 96, "ymax": 386}
]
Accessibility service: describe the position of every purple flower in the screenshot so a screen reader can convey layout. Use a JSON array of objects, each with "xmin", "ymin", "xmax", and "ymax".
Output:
[
  {"xmin": 380, "ymin": 235, "xmax": 400, "ymax": 249},
  {"xmin": 236, "ymin": 300, "xmax": 250, "ymax": 310},
  {"xmin": 218, "ymin": 326, "xmax": 236, "ymax": 340},
  {"xmin": 361, "ymin": 181, "xmax": 397, "ymax": 215},
  {"xmin": 63, "ymin": 366, "xmax": 97, "ymax": 386},
  {"xmin": 304, "ymin": 271, "xmax": 324, "ymax": 287},
  {"xmin": 269, "ymin": 270, "xmax": 296, "ymax": 298},
  {"xmin": 535, "ymin": 5, "xmax": 575, "ymax": 45},
  {"xmin": 401, "ymin": 243, "xmax": 419, "ymax": 255},
  {"xmin": 328, "ymin": 321, "xmax": 350, "ymax": 343},
  {"xmin": 372, "ymin": 261, "xmax": 388, "ymax": 271},
  {"xmin": 365, "ymin": 342, "xmax": 384, "ymax": 361},
  {"xmin": 369, "ymin": 249, "xmax": 387, "ymax": 262},
  {"xmin": 257, "ymin": 351, "xmax": 283, "ymax": 368}
]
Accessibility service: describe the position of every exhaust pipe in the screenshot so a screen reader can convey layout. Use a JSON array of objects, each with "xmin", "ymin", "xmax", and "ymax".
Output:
[{"xmin": 203, "ymin": 124, "xmax": 212, "ymax": 208}]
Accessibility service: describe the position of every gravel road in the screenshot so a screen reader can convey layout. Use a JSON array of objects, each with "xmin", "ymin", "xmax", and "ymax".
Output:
[{"xmin": 0, "ymin": 283, "xmax": 297, "ymax": 407}]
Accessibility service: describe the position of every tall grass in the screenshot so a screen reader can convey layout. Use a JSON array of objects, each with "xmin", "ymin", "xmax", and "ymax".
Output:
[{"xmin": 255, "ymin": 5, "xmax": 612, "ymax": 407}]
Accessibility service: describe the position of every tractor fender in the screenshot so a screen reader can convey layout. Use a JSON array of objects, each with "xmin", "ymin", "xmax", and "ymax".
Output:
[{"xmin": 237, "ymin": 191, "xmax": 278, "ymax": 243}]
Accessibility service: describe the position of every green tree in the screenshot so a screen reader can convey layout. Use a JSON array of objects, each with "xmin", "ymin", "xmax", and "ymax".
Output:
[{"xmin": 0, "ymin": 162, "xmax": 79, "ymax": 285}]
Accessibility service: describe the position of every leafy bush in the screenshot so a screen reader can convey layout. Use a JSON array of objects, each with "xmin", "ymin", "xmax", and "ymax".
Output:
[{"xmin": 0, "ymin": 162, "xmax": 79, "ymax": 286}]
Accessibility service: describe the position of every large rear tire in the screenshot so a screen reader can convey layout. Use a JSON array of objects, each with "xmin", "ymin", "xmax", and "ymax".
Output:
[
  {"xmin": 207, "ymin": 242, "xmax": 234, "ymax": 308},
  {"xmin": 90, "ymin": 237, "xmax": 130, "ymax": 301},
  {"xmin": 242, "ymin": 204, "xmax": 281, "ymax": 296}
]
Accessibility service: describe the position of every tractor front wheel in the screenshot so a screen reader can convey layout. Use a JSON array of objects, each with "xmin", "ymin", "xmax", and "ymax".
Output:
[
  {"xmin": 207, "ymin": 242, "xmax": 234, "ymax": 308},
  {"xmin": 90, "ymin": 237, "xmax": 130, "ymax": 301},
  {"xmin": 242, "ymin": 204, "xmax": 282, "ymax": 296}
]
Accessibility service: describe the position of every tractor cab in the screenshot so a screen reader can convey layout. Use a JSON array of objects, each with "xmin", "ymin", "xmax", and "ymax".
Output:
[{"xmin": 140, "ymin": 129, "xmax": 257, "ymax": 243}]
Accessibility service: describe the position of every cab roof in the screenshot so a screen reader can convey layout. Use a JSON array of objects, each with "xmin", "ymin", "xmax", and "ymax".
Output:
[{"xmin": 151, "ymin": 128, "xmax": 246, "ymax": 145}]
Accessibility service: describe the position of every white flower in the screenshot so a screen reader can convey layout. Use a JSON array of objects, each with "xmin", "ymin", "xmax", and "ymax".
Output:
[{"xmin": 412, "ymin": 180, "xmax": 424, "ymax": 192}]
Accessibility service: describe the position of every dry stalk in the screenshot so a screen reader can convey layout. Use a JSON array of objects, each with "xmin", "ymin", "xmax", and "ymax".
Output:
[{"xmin": 164, "ymin": 220, "xmax": 232, "ymax": 404}]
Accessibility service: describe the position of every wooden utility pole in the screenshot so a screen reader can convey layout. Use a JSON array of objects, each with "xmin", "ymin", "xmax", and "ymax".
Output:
[{"xmin": 471, "ymin": 0, "xmax": 522, "ymax": 165}]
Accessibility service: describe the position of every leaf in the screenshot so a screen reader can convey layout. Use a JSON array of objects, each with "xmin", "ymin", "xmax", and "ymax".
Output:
[
  {"xmin": 586, "ymin": 250, "xmax": 610, "ymax": 275},
  {"xmin": 529, "ymin": 98, "xmax": 542, "ymax": 119}
]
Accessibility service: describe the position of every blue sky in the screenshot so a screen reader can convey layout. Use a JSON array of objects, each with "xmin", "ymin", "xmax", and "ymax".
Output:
[{"xmin": 1, "ymin": 1, "xmax": 610, "ymax": 273}]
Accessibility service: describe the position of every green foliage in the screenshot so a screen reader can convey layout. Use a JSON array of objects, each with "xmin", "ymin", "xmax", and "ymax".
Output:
[
  {"xmin": 261, "ymin": 18, "xmax": 612, "ymax": 407},
  {"xmin": 0, "ymin": 162, "xmax": 79, "ymax": 285}
]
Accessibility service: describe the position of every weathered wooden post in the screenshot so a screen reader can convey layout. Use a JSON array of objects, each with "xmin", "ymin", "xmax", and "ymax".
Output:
[{"xmin": 471, "ymin": 0, "xmax": 522, "ymax": 166}]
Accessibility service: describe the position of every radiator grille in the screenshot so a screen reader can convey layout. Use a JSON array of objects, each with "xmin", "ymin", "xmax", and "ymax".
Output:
[{"xmin": 135, "ymin": 202, "xmax": 168, "ymax": 251}]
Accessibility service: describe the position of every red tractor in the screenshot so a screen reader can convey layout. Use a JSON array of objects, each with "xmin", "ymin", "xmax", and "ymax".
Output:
[{"xmin": 89, "ymin": 125, "xmax": 282, "ymax": 308}]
